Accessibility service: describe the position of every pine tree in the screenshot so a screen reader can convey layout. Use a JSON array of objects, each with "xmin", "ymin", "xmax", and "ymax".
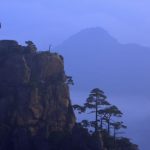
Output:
[{"xmin": 84, "ymin": 88, "xmax": 110, "ymax": 133}]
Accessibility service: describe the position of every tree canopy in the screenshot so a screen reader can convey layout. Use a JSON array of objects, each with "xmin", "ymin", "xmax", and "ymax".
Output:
[{"xmin": 72, "ymin": 87, "xmax": 138, "ymax": 150}]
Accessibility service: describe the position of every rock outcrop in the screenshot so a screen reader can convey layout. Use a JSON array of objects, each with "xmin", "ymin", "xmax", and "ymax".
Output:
[
  {"xmin": 0, "ymin": 40, "xmax": 75, "ymax": 150},
  {"xmin": 0, "ymin": 40, "xmax": 138, "ymax": 150}
]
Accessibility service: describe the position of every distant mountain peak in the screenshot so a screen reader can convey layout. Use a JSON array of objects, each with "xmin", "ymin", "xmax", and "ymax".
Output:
[
  {"xmin": 76, "ymin": 27, "xmax": 113, "ymax": 38},
  {"xmin": 57, "ymin": 27, "xmax": 119, "ymax": 51}
]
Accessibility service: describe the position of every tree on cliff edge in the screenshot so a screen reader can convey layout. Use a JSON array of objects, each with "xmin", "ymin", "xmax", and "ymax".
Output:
[
  {"xmin": 25, "ymin": 41, "xmax": 37, "ymax": 53},
  {"xmin": 84, "ymin": 88, "xmax": 109, "ymax": 133},
  {"xmin": 102, "ymin": 105, "xmax": 123, "ymax": 135}
]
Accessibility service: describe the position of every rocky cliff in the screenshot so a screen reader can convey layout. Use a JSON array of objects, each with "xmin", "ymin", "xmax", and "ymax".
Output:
[
  {"xmin": 0, "ymin": 40, "xmax": 138, "ymax": 150},
  {"xmin": 0, "ymin": 40, "xmax": 75, "ymax": 150}
]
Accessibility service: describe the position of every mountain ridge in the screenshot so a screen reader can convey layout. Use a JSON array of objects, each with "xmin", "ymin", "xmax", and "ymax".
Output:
[
  {"xmin": 55, "ymin": 27, "xmax": 150, "ymax": 96},
  {"xmin": 55, "ymin": 27, "xmax": 150, "ymax": 150}
]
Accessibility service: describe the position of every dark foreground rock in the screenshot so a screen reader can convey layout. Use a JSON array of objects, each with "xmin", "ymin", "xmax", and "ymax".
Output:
[
  {"xmin": 0, "ymin": 40, "xmax": 138, "ymax": 150},
  {"xmin": 0, "ymin": 40, "xmax": 76, "ymax": 150}
]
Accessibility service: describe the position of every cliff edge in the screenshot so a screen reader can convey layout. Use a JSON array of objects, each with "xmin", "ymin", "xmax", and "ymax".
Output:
[{"xmin": 0, "ymin": 40, "xmax": 75, "ymax": 150}]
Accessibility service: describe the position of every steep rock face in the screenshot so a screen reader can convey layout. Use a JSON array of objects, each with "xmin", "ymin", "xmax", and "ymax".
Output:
[{"xmin": 0, "ymin": 40, "xmax": 75, "ymax": 150}]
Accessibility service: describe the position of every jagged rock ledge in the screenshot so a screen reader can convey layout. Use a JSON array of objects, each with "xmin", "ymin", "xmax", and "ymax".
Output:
[
  {"xmin": 0, "ymin": 40, "xmax": 75, "ymax": 150},
  {"xmin": 0, "ymin": 40, "xmax": 139, "ymax": 150}
]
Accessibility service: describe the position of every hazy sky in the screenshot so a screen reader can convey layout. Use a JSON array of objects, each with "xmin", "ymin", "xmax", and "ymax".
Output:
[
  {"xmin": 1, "ymin": 1, "xmax": 150, "ymax": 150},
  {"xmin": 1, "ymin": 0, "xmax": 150, "ymax": 49}
]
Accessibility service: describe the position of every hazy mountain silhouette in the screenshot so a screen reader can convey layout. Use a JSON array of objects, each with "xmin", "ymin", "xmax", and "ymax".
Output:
[
  {"xmin": 55, "ymin": 27, "xmax": 150, "ymax": 150},
  {"xmin": 56, "ymin": 27, "xmax": 150, "ymax": 97}
]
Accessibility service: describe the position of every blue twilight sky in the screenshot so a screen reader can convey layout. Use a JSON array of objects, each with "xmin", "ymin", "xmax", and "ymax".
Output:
[
  {"xmin": 1, "ymin": 1, "xmax": 150, "ymax": 150},
  {"xmin": 1, "ymin": 0, "xmax": 150, "ymax": 49}
]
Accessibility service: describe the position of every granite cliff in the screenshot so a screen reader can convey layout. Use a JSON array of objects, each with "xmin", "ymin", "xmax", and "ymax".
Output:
[
  {"xmin": 0, "ymin": 40, "xmax": 76, "ymax": 150},
  {"xmin": 0, "ymin": 40, "xmax": 138, "ymax": 150}
]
